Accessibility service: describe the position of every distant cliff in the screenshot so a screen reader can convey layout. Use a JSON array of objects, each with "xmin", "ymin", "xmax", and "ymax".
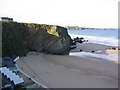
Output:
[
  {"xmin": 65, "ymin": 26, "xmax": 116, "ymax": 30},
  {"xmin": 2, "ymin": 21, "xmax": 72, "ymax": 57}
]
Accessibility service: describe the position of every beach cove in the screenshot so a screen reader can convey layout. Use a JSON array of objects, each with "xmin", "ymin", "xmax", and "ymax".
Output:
[
  {"xmin": 16, "ymin": 40, "xmax": 119, "ymax": 88},
  {"xmin": 2, "ymin": 21, "xmax": 119, "ymax": 88},
  {"xmin": 15, "ymin": 28, "xmax": 119, "ymax": 88}
]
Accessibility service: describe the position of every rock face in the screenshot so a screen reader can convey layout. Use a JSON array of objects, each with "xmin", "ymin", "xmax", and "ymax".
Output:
[{"xmin": 2, "ymin": 22, "xmax": 72, "ymax": 57}]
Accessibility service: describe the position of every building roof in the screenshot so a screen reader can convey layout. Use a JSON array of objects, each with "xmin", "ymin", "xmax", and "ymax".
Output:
[
  {"xmin": 0, "ymin": 17, "xmax": 13, "ymax": 21},
  {"xmin": 0, "ymin": 67, "xmax": 24, "ymax": 85}
]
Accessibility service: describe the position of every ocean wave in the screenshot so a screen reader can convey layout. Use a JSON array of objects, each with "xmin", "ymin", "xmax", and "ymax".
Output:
[
  {"xmin": 69, "ymin": 34, "xmax": 118, "ymax": 46},
  {"xmin": 69, "ymin": 52, "xmax": 118, "ymax": 62}
]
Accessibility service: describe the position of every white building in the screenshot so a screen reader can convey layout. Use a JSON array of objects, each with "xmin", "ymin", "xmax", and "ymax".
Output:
[{"xmin": 0, "ymin": 67, "xmax": 24, "ymax": 85}]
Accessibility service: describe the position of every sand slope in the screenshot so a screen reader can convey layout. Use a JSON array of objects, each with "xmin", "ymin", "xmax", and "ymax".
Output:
[{"xmin": 16, "ymin": 52, "xmax": 118, "ymax": 88}]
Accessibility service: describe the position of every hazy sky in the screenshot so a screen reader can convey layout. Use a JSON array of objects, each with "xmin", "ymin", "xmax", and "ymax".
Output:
[{"xmin": 0, "ymin": 0, "xmax": 119, "ymax": 28}]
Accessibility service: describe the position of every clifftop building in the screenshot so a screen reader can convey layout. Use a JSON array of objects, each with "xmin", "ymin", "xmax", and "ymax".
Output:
[{"xmin": 0, "ymin": 17, "xmax": 13, "ymax": 21}]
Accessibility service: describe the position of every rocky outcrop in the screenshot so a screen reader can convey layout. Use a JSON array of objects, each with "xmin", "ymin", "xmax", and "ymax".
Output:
[{"xmin": 2, "ymin": 21, "xmax": 72, "ymax": 57}]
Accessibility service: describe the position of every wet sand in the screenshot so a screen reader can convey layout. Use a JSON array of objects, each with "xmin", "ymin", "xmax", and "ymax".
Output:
[
  {"xmin": 16, "ymin": 52, "xmax": 118, "ymax": 88},
  {"xmin": 71, "ymin": 42, "xmax": 116, "ymax": 52}
]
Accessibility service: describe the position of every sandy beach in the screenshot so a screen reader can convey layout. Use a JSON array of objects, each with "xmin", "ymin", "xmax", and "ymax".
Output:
[
  {"xmin": 71, "ymin": 42, "xmax": 116, "ymax": 52},
  {"xmin": 16, "ymin": 50, "xmax": 118, "ymax": 88},
  {"xmin": 96, "ymin": 49, "xmax": 120, "ymax": 55},
  {"xmin": 1, "ymin": 1, "xmax": 118, "ymax": 89}
]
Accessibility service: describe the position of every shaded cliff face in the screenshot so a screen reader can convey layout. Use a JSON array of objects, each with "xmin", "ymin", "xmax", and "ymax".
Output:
[{"xmin": 2, "ymin": 22, "xmax": 72, "ymax": 57}]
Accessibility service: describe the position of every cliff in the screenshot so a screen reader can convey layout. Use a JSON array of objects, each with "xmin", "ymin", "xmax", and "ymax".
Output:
[
  {"xmin": 65, "ymin": 26, "xmax": 116, "ymax": 30},
  {"xmin": 2, "ymin": 21, "xmax": 72, "ymax": 57}
]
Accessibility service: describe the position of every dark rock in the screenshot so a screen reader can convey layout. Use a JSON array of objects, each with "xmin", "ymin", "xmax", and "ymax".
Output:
[
  {"xmin": 2, "ymin": 22, "xmax": 72, "ymax": 57},
  {"xmin": 91, "ymin": 51, "xmax": 95, "ymax": 53},
  {"xmin": 73, "ymin": 37, "xmax": 85, "ymax": 43},
  {"xmin": 80, "ymin": 49, "xmax": 82, "ymax": 52}
]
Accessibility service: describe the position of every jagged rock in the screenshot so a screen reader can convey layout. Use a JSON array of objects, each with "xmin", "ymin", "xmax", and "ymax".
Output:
[{"xmin": 2, "ymin": 21, "xmax": 72, "ymax": 57}]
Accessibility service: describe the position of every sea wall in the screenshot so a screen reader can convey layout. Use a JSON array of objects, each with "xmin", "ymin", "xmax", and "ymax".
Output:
[{"xmin": 2, "ymin": 21, "xmax": 72, "ymax": 57}]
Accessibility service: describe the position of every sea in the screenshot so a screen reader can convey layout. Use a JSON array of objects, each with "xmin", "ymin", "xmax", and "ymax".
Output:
[
  {"xmin": 68, "ymin": 29, "xmax": 118, "ymax": 46},
  {"xmin": 68, "ymin": 29, "xmax": 119, "ymax": 62}
]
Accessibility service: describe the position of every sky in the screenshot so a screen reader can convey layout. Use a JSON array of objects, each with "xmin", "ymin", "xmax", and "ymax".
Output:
[{"xmin": 0, "ymin": 0, "xmax": 119, "ymax": 28}]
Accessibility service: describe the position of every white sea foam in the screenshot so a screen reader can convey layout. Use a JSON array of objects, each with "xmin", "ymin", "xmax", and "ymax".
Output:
[
  {"xmin": 69, "ymin": 52, "xmax": 118, "ymax": 62},
  {"xmin": 69, "ymin": 34, "xmax": 118, "ymax": 46}
]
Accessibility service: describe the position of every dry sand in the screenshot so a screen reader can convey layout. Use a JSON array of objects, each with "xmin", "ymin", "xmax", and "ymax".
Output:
[
  {"xmin": 96, "ymin": 49, "xmax": 120, "ymax": 55},
  {"xmin": 16, "ymin": 52, "xmax": 118, "ymax": 88}
]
